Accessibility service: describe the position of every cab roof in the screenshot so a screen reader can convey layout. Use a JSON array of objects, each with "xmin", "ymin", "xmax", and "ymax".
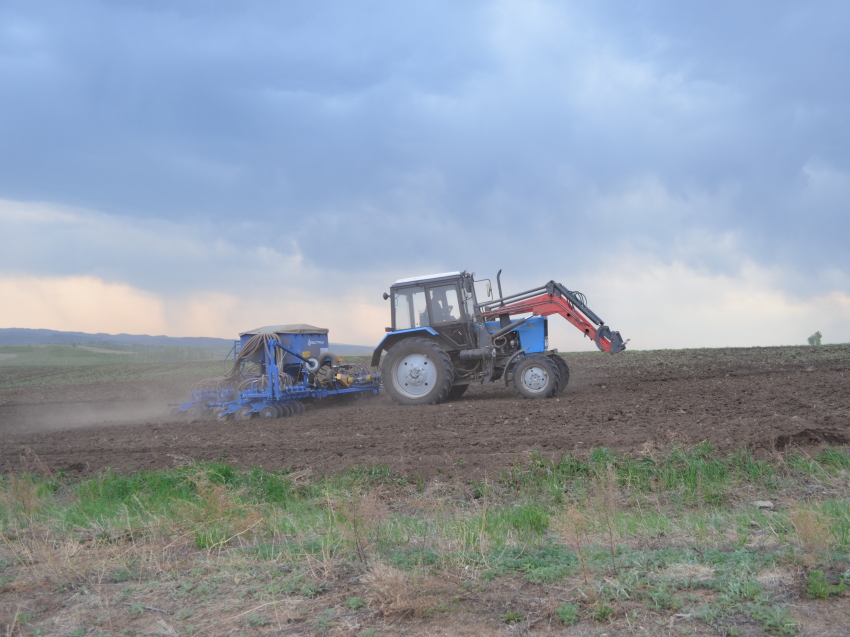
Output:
[{"xmin": 392, "ymin": 271, "xmax": 462, "ymax": 286}]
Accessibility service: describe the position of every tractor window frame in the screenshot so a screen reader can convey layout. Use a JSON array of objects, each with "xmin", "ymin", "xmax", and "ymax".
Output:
[
  {"xmin": 392, "ymin": 286, "xmax": 430, "ymax": 330},
  {"xmin": 427, "ymin": 283, "xmax": 463, "ymax": 325}
]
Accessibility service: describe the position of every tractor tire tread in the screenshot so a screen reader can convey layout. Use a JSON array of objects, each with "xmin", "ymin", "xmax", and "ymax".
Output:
[{"xmin": 549, "ymin": 355, "xmax": 570, "ymax": 394}]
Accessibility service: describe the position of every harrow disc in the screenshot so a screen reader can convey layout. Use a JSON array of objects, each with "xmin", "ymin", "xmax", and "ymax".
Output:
[
  {"xmin": 259, "ymin": 405, "xmax": 278, "ymax": 419},
  {"xmin": 186, "ymin": 405, "xmax": 205, "ymax": 421},
  {"xmin": 214, "ymin": 406, "xmax": 233, "ymax": 421}
]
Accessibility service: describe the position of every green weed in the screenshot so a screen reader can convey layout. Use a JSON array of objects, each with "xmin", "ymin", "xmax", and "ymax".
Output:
[
  {"xmin": 346, "ymin": 596, "xmax": 366, "ymax": 610},
  {"xmin": 555, "ymin": 602, "xmax": 579, "ymax": 625},
  {"xmin": 805, "ymin": 570, "xmax": 847, "ymax": 599}
]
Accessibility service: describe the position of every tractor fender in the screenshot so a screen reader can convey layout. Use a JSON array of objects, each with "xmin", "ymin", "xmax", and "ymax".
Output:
[
  {"xmin": 371, "ymin": 327, "xmax": 445, "ymax": 367},
  {"xmin": 502, "ymin": 347, "xmax": 530, "ymax": 385}
]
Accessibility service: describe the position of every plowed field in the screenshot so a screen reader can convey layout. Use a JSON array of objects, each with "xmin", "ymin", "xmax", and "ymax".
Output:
[{"xmin": 2, "ymin": 345, "xmax": 848, "ymax": 477}]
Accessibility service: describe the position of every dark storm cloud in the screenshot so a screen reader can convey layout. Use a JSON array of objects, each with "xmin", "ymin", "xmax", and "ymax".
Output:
[{"xmin": 0, "ymin": 0, "xmax": 848, "ymax": 296}]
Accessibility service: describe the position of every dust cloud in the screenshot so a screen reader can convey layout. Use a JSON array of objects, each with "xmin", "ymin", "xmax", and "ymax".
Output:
[{"xmin": 0, "ymin": 399, "xmax": 171, "ymax": 435}]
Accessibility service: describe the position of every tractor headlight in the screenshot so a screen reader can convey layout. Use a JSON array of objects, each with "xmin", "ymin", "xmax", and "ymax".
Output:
[{"xmin": 544, "ymin": 336, "xmax": 549, "ymax": 350}]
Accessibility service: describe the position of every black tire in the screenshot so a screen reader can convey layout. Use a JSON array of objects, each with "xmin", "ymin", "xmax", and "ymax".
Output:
[
  {"xmin": 447, "ymin": 384, "xmax": 469, "ymax": 400},
  {"xmin": 382, "ymin": 337, "xmax": 454, "ymax": 405},
  {"xmin": 512, "ymin": 354, "xmax": 560, "ymax": 399},
  {"xmin": 549, "ymin": 355, "xmax": 570, "ymax": 394},
  {"xmin": 259, "ymin": 405, "xmax": 278, "ymax": 419}
]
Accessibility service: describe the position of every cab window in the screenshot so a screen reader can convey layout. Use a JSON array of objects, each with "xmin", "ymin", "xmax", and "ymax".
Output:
[
  {"xmin": 429, "ymin": 284, "xmax": 461, "ymax": 324},
  {"xmin": 393, "ymin": 287, "xmax": 429, "ymax": 330}
]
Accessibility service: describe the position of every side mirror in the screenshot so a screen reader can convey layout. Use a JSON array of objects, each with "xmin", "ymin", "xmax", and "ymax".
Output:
[
  {"xmin": 382, "ymin": 292, "xmax": 389, "ymax": 300},
  {"xmin": 486, "ymin": 283, "xmax": 492, "ymax": 298}
]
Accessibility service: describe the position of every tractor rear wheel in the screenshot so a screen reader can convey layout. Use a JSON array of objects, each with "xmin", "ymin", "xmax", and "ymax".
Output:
[
  {"xmin": 512, "ymin": 354, "xmax": 559, "ymax": 399},
  {"xmin": 549, "ymin": 355, "xmax": 570, "ymax": 394},
  {"xmin": 382, "ymin": 337, "xmax": 454, "ymax": 405}
]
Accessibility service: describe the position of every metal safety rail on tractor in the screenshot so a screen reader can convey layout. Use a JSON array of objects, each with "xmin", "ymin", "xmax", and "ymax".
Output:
[
  {"xmin": 170, "ymin": 324, "xmax": 380, "ymax": 420},
  {"xmin": 372, "ymin": 270, "xmax": 626, "ymax": 405}
]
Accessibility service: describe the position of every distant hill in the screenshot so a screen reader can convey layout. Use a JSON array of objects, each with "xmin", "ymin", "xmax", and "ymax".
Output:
[{"xmin": 0, "ymin": 328, "xmax": 373, "ymax": 354}]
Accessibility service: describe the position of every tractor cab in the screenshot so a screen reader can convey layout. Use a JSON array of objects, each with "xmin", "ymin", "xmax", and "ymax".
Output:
[{"xmin": 388, "ymin": 271, "xmax": 477, "ymax": 349}]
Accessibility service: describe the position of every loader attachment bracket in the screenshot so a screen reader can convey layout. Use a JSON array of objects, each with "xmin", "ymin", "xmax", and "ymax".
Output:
[{"xmin": 594, "ymin": 325, "xmax": 626, "ymax": 354}]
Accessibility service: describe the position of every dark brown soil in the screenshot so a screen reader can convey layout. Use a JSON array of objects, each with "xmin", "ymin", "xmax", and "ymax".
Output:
[{"xmin": 2, "ymin": 346, "xmax": 849, "ymax": 478}]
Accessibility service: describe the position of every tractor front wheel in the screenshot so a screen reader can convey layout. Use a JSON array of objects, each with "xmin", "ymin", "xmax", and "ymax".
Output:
[
  {"xmin": 512, "ymin": 354, "xmax": 560, "ymax": 399},
  {"xmin": 383, "ymin": 337, "xmax": 454, "ymax": 406}
]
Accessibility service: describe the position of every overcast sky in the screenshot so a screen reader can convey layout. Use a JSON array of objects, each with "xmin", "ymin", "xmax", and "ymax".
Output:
[{"xmin": 1, "ymin": 0, "xmax": 848, "ymax": 350}]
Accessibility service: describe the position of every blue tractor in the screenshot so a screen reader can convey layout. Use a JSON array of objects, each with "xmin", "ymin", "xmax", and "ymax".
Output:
[{"xmin": 372, "ymin": 271, "xmax": 626, "ymax": 405}]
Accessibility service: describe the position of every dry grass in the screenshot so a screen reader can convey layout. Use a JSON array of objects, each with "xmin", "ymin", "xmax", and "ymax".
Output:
[
  {"xmin": 789, "ymin": 506, "xmax": 834, "ymax": 563},
  {"xmin": 657, "ymin": 563, "xmax": 715, "ymax": 581},
  {"xmin": 362, "ymin": 562, "xmax": 449, "ymax": 618},
  {"xmin": 552, "ymin": 505, "xmax": 592, "ymax": 585},
  {"xmin": 594, "ymin": 462, "xmax": 620, "ymax": 570},
  {"xmin": 756, "ymin": 566, "xmax": 798, "ymax": 588},
  {"xmin": 333, "ymin": 489, "xmax": 389, "ymax": 564},
  {"xmin": 363, "ymin": 562, "xmax": 414, "ymax": 615},
  {"xmin": 0, "ymin": 475, "xmax": 42, "ymax": 525},
  {"xmin": 177, "ymin": 473, "xmax": 265, "ymax": 549}
]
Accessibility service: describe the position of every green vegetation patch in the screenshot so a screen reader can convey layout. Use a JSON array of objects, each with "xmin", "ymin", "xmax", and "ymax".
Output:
[{"xmin": 2, "ymin": 446, "xmax": 850, "ymax": 635}]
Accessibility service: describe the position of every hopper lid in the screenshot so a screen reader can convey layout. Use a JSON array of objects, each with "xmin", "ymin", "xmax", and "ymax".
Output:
[{"xmin": 239, "ymin": 324, "xmax": 329, "ymax": 336}]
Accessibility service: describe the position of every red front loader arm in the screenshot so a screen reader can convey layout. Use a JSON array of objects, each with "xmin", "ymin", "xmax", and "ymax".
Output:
[{"xmin": 481, "ymin": 281, "xmax": 627, "ymax": 354}]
